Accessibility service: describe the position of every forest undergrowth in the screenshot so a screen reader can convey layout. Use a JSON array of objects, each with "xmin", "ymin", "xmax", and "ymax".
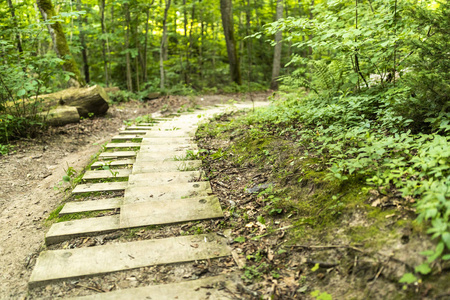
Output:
[{"xmin": 195, "ymin": 88, "xmax": 449, "ymax": 299}]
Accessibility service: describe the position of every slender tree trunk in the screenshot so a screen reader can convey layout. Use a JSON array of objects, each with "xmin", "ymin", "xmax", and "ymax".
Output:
[
  {"xmin": 124, "ymin": 3, "xmax": 133, "ymax": 91},
  {"xmin": 270, "ymin": 0, "xmax": 283, "ymax": 90},
  {"xmin": 100, "ymin": 0, "xmax": 108, "ymax": 86},
  {"xmin": 36, "ymin": 0, "xmax": 85, "ymax": 87},
  {"xmin": 33, "ymin": 3, "xmax": 41, "ymax": 55},
  {"xmin": 211, "ymin": 21, "xmax": 216, "ymax": 85},
  {"xmin": 76, "ymin": 0, "xmax": 90, "ymax": 83},
  {"xmin": 246, "ymin": 0, "xmax": 252, "ymax": 93},
  {"xmin": 187, "ymin": 2, "xmax": 196, "ymax": 84},
  {"xmin": 143, "ymin": 3, "xmax": 153, "ymax": 84},
  {"xmin": 160, "ymin": 0, "xmax": 171, "ymax": 90},
  {"xmin": 308, "ymin": 0, "xmax": 314, "ymax": 56},
  {"xmin": 220, "ymin": 0, "xmax": 242, "ymax": 85},
  {"xmin": 200, "ymin": 13, "xmax": 204, "ymax": 81},
  {"xmin": 134, "ymin": 11, "xmax": 140, "ymax": 91},
  {"xmin": 182, "ymin": 0, "xmax": 188, "ymax": 84},
  {"xmin": 135, "ymin": 56, "xmax": 140, "ymax": 91},
  {"xmin": 6, "ymin": 0, "xmax": 23, "ymax": 55}
]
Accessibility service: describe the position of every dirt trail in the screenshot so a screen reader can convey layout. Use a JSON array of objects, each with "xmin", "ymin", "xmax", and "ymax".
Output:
[
  {"xmin": 0, "ymin": 93, "xmax": 269, "ymax": 299},
  {"xmin": 0, "ymin": 140, "xmax": 107, "ymax": 298}
]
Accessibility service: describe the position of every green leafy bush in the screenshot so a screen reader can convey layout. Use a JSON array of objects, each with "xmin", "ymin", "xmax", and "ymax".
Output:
[{"xmin": 244, "ymin": 89, "xmax": 449, "ymax": 262}]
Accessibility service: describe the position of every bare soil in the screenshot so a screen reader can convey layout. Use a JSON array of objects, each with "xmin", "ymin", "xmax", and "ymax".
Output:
[{"xmin": 0, "ymin": 93, "xmax": 268, "ymax": 299}]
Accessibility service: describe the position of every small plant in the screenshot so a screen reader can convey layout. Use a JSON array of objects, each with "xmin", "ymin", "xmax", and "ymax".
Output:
[
  {"xmin": 62, "ymin": 163, "xmax": 81, "ymax": 189},
  {"xmin": 311, "ymin": 290, "xmax": 333, "ymax": 300}
]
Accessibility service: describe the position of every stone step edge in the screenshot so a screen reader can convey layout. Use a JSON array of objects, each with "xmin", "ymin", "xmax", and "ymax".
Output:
[
  {"xmin": 30, "ymin": 233, "xmax": 231, "ymax": 287},
  {"xmin": 70, "ymin": 275, "xmax": 236, "ymax": 300},
  {"xmin": 59, "ymin": 198, "xmax": 122, "ymax": 215},
  {"xmin": 46, "ymin": 196, "xmax": 222, "ymax": 245}
]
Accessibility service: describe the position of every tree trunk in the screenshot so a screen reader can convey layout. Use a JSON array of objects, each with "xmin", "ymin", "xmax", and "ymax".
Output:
[
  {"xmin": 134, "ymin": 11, "xmax": 140, "ymax": 92},
  {"xmin": 270, "ymin": 0, "xmax": 283, "ymax": 90},
  {"xmin": 124, "ymin": 3, "xmax": 133, "ymax": 91},
  {"xmin": 6, "ymin": 0, "xmax": 23, "ymax": 55},
  {"xmin": 187, "ymin": 2, "xmax": 196, "ymax": 84},
  {"xmin": 100, "ymin": 0, "xmax": 109, "ymax": 86},
  {"xmin": 143, "ymin": 4, "xmax": 153, "ymax": 83},
  {"xmin": 246, "ymin": 0, "xmax": 252, "ymax": 86},
  {"xmin": 76, "ymin": 0, "xmax": 90, "ymax": 84},
  {"xmin": 220, "ymin": 0, "xmax": 242, "ymax": 85},
  {"xmin": 40, "ymin": 85, "xmax": 109, "ymax": 117},
  {"xmin": 160, "ymin": 0, "xmax": 171, "ymax": 90},
  {"xmin": 36, "ymin": 0, "xmax": 85, "ymax": 87}
]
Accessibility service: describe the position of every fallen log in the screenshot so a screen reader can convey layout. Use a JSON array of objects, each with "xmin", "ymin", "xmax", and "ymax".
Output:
[
  {"xmin": 40, "ymin": 85, "xmax": 109, "ymax": 117},
  {"xmin": 42, "ymin": 106, "xmax": 80, "ymax": 126}
]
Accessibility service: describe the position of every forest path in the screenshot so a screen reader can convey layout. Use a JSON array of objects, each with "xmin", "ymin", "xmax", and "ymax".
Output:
[{"xmin": 28, "ymin": 102, "xmax": 268, "ymax": 299}]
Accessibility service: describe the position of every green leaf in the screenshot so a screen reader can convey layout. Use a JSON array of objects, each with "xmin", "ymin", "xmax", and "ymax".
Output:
[
  {"xmin": 442, "ymin": 232, "xmax": 450, "ymax": 249},
  {"xmin": 414, "ymin": 263, "xmax": 431, "ymax": 275},
  {"xmin": 427, "ymin": 242, "xmax": 445, "ymax": 263},
  {"xmin": 257, "ymin": 215, "xmax": 266, "ymax": 225},
  {"xmin": 62, "ymin": 175, "xmax": 71, "ymax": 182},
  {"xmin": 234, "ymin": 236, "xmax": 246, "ymax": 243},
  {"xmin": 17, "ymin": 89, "xmax": 26, "ymax": 97},
  {"xmin": 311, "ymin": 263, "xmax": 320, "ymax": 272},
  {"xmin": 399, "ymin": 273, "xmax": 417, "ymax": 284}
]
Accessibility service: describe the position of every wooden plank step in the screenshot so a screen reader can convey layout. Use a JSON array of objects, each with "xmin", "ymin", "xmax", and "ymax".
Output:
[
  {"xmin": 91, "ymin": 159, "xmax": 135, "ymax": 169},
  {"xmin": 45, "ymin": 216, "xmax": 120, "ymax": 245},
  {"xmin": 70, "ymin": 275, "xmax": 233, "ymax": 300},
  {"xmin": 72, "ymin": 182, "xmax": 128, "ymax": 194},
  {"xmin": 105, "ymin": 142, "xmax": 141, "ymax": 148},
  {"xmin": 111, "ymin": 135, "xmax": 143, "ymax": 141},
  {"xmin": 120, "ymin": 196, "xmax": 223, "ymax": 228},
  {"xmin": 99, "ymin": 151, "xmax": 137, "ymax": 159},
  {"xmin": 132, "ymin": 160, "xmax": 201, "ymax": 173},
  {"xmin": 124, "ymin": 182, "xmax": 212, "ymax": 204},
  {"xmin": 83, "ymin": 169, "xmax": 132, "ymax": 180},
  {"xmin": 119, "ymin": 130, "xmax": 147, "ymax": 135},
  {"xmin": 47, "ymin": 196, "xmax": 222, "ymax": 245},
  {"xmin": 29, "ymin": 233, "xmax": 231, "ymax": 287},
  {"xmin": 59, "ymin": 198, "xmax": 122, "ymax": 215}
]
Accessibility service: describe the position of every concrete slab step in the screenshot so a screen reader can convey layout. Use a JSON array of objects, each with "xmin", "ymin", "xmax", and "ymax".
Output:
[
  {"xmin": 138, "ymin": 144, "xmax": 197, "ymax": 153},
  {"xmin": 119, "ymin": 130, "xmax": 147, "ymax": 135},
  {"xmin": 120, "ymin": 196, "xmax": 223, "ymax": 228},
  {"xmin": 70, "ymin": 275, "xmax": 233, "ymax": 300},
  {"xmin": 72, "ymin": 182, "xmax": 128, "ymax": 194},
  {"xmin": 99, "ymin": 151, "xmax": 137, "ymax": 159},
  {"xmin": 125, "ymin": 126, "xmax": 153, "ymax": 130},
  {"xmin": 111, "ymin": 135, "xmax": 143, "ymax": 141},
  {"xmin": 143, "ymin": 131, "xmax": 194, "ymax": 138},
  {"xmin": 140, "ymin": 137, "xmax": 193, "ymax": 145},
  {"xmin": 91, "ymin": 159, "xmax": 135, "ymax": 169},
  {"xmin": 124, "ymin": 182, "xmax": 212, "ymax": 204},
  {"xmin": 83, "ymin": 169, "xmax": 132, "ymax": 180},
  {"xmin": 132, "ymin": 160, "xmax": 201, "ymax": 173},
  {"xmin": 137, "ymin": 122, "xmax": 160, "ymax": 126},
  {"xmin": 47, "ymin": 196, "xmax": 222, "ymax": 245},
  {"xmin": 134, "ymin": 152, "xmax": 197, "ymax": 162},
  {"xmin": 127, "ymin": 171, "xmax": 201, "ymax": 186},
  {"xmin": 45, "ymin": 216, "xmax": 120, "ymax": 245},
  {"xmin": 60, "ymin": 198, "xmax": 122, "ymax": 215},
  {"xmin": 30, "ymin": 233, "xmax": 231, "ymax": 287},
  {"xmin": 105, "ymin": 142, "xmax": 141, "ymax": 148}
]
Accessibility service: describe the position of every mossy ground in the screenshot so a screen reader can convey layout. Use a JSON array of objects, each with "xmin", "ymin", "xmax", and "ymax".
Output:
[{"xmin": 195, "ymin": 111, "xmax": 449, "ymax": 299}]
